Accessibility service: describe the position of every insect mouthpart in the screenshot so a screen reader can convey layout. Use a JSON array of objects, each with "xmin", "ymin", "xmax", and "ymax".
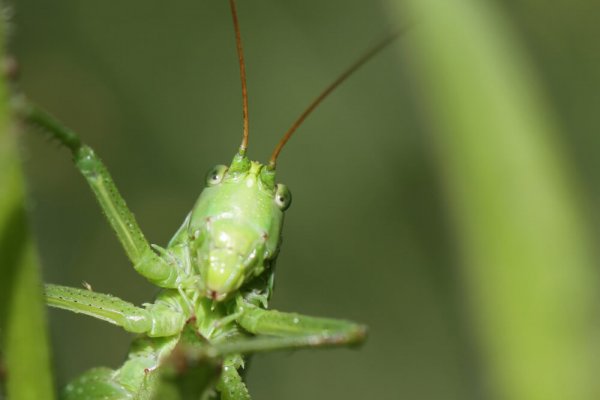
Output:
[
  {"xmin": 207, "ymin": 290, "xmax": 224, "ymax": 301},
  {"xmin": 203, "ymin": 247, "xmax": 247, "ymax": 301}
]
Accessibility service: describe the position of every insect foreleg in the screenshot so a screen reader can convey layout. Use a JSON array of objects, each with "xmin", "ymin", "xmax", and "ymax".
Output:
[
  {"xmin": 228, "ymin": 302, "xmax": 367, "ymax": 353},
  {"xmin": 19, "ymin": 101, "xmax": 180, "ymax": 287},
  {"xmin": 45, "ymin": 284, "xmax": 186, "ymax": 336},
  {"xmin": 60, "ymin": 367, "xmax": 132, "ymax": 400},
  {"xmin": 215, "ymin": 355, "xmax": 251, "ymax": 400}
]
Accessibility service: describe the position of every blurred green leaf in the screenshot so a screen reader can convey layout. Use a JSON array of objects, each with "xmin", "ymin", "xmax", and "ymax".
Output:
[
  {"xmin": 392, "ymin": 0, "xmax": 600, "ymax": 399},
  {"xmin": 0, "ymin": 17, "xmax": 55, "ymax": 400}
]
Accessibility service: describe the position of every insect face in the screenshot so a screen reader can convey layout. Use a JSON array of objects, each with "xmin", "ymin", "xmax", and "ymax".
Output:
[{"xmin": 189, "ymin": 152, "xmax": 288, "ymax": 301}]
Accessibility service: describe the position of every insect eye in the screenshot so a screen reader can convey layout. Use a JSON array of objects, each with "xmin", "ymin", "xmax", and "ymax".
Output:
[
  {"xmin": 274, "ymin": 184, "xmax": 292, "ymax": 210},
  {"xmin": 206, "ymin": 165, "xmax": 228, "ymax": 186}
]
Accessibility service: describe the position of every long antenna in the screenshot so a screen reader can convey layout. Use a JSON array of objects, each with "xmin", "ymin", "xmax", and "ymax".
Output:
[
  {"xmin": 229, "ymin": 0, "xmax": 250, "ymax": 153},
  {"xmin": 268, "ymin": 32, "xmax": 400, "ymax": 169}
]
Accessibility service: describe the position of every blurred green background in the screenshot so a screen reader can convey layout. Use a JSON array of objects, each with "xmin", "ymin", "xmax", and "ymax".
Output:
[{"xmin": 8, "ymin": 0, "xmax": 600, "ymax": 399}]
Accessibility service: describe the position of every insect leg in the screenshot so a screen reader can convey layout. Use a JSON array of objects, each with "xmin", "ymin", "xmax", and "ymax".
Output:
[
  {"xmin": 215, "ymin": 355, "xmax": 251, "ymax": 400},
  {"xmin": 45, "ymin": 284, "xmax": 185, "ymax": 336},
  {"xmin": 219, "ymin": 302, "xmax": 367, "ymax": 354},
  {"xmin": 239, "ymin": 302, "xmax": 366, "ymax": 346},
  {"xmin": 19, "ymin": 102, "xmax": 178, "ymax": 287},
  {"xmin": 61, "ymin": 367, "xmax": 132, "ymax": 400}
]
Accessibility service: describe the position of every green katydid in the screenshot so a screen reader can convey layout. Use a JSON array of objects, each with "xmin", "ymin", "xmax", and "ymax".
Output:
[{"xmin": 17, "ymin": 1, "xmax": 397, "ymax": 398}]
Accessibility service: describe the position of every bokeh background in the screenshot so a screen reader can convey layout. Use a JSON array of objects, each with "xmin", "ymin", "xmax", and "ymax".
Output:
[{"xmin": 8, "ymin": 0, "xmax": 600, "ymax": 399}]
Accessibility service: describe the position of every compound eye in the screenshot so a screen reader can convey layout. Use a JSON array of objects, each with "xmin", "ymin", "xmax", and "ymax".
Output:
[
  {"xmin": 206, "ymin": 165, "xmax": 228, "ymax": 186},
  {"xmin": 274, "ymin": 184, "xmax": 292, "ymax": 210}
]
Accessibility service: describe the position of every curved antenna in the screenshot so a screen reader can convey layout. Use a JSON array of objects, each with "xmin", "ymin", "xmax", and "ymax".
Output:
[
  {"xmin": 268, "ymin": 32, "xmax": 400, "ymax": 169},
  {"xmin": 229, "ymin": 0, "xmax": 250, "ymax": 153}
]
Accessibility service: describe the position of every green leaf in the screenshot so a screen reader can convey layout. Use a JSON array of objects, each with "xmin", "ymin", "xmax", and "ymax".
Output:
[
  {"xmin": 389, "ymin": 0, "xmax": 600, "ymax": 399},
  {"xmin": 0, "ymin": 16, "xmax": 55, "ymax": 400}
]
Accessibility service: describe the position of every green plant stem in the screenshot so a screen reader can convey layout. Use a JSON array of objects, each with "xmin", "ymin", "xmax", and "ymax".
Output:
[
  {"xmin": 0, "ymin": 17, "xmax": 55, "ymax": 400},
  {"xmin": 390, "ymin": 0, "xmax": 600, "ymax": 399}
]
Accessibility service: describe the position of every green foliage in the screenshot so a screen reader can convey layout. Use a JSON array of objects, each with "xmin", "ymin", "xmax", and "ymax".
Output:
[
  {"xmin": 0, "ymin": 18, "xmax": 55, "ymax": 400},
  {"xmin": 394, "ymin": 0, "xmax": 600, "ymax": 399}
]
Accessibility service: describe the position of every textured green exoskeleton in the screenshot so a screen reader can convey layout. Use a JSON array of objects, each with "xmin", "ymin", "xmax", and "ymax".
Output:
[
  {"xmin": 16, "ymin": 1, "xmax": 398, "ymax": 398},
  {"xmin": 32, "ymin": 129, "xmax": 366, "ymax": 399},
  {"xmin": 33, "ymin": 126, "xmax": 367, "ymax": 399}
]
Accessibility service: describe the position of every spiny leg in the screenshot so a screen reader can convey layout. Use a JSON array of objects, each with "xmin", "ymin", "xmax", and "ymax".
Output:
[
  {"xmin": 209, "ymin": 302, "xmax": 367, "ymax": 356},
  {"xmin": 215, "ymin": 355, "xmax": 251, "ymax": 400},
  {"xmin": 45, "ymin": 284, "xmax": 185, "ymax": 337},
  {"xmin": 18, "ymin": 101, "xmax": 180, "ymax": 288},
  {"xmin": 61, "ymin": 367, "xmax": 132, "ymax": 400},
  {"xmin": 196, "ymin": 303, "xmax": 366, "ymax": 400}
]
